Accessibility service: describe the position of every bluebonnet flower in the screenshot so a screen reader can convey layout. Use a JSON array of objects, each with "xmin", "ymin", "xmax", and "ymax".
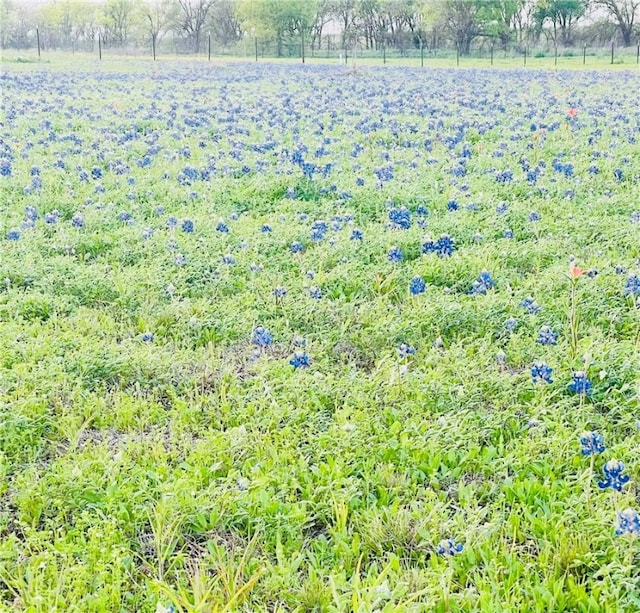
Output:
[
  {"xmin": 521, "ymin": 296, "xmax": 541, "ymax": 314},
  {"xmin": 496, "ymin": 350, "xmax": 507, "ymax": 365},
  {"xmin": 273, "ymin": 287, "xmax": 287, "ymax": 298},
  {"xmin": 261, "ymin": 224, "xmax": 272, "ymax": 233},
  {"xmin": 6, "ymin": 229, "xmax": 20, "ymax": 241},
  {"xmin": 216, "ymin": 221, "xmax": 229, "ymax": 233},
  {"xmin": 24, "ymin": 206, "xmax": 38, "ymax": 221},
  {"xmin": 0, "ymin": 159, "xmax": 12, "ymax": 176},
  {"xmin": 306, "ymin": 270, "xmax": 315, "ymax": 279},
  {"xmin": 616, "ymin": 509, "xmax": 640, "ymax": 535},
  {"xmin": 154, "ymin": 206, "xmax": 165, "ymax": 216},
  {"xmin": 398, "ymin": 343, "xmax": 416, "ymax": 358},
  {"xmin": 141, "ymin": 332, "xmax": 154, "ymax": 343},
  {"xmin": 290, "ymin": 351, "xmax": 311, "ymax": 369},
  {"xmin": 387, "ymin": 246, "xmax": 403, "ymax": 263},
  {"xmin": 410, "ymin": 276, "xmax": 426, "ymax": 295},
  {"xmin": 44, "ymin": 211, "xmax": 60, "ymax": 224},
  {"xmin": 423, "ymin": 234, "xmax": 455, "ymax": 258},
  {"xmin": 630, "ymin": 211, "xmax": 640, "ymax": 224},
  {"xmin": 588, "ymin": 164, "xmax": 599, "ymax": 175},
  {"xmin": 252, "ymin": 326, "xmax": 273, "ymax": 347},
  {"xmin": 436, "ymin": 538, "xmax": 464, "ymax": 557},
  {"xmin": 537, "ymin": 326, "xmax": 557, "ymax": 345},
  {"xmin": 503, "ymin": 229, "xmax": 514, "ymax": 239},
  {"xmin": 290, "ymin": 241, "xmax": 304, "ymax": 254},
  {"xmin": 470, "ymin": 271, "xmax": 495, "ymax": 295},
  {"xmin": 309, "ymin": 287, "xmax": 322, "ymax": 299},
  {"xmin": 174, "ymin": 253, "xmax": 186, "ymax": 266},
  {"xmin": 568, "ymin": 371, "xmax": 592, "ymax": 396},
  {"xmin": 624, "ymin": 274, "xmax": 640, "ymax": 296},
  {"xmin": 447, "ymin": 200, "xmax": 459, "ymax": 211},
  {"xmin": 613, "ymin": 168, "xmax": 623, "ymax": 181},
  {"xmin": 350, "ymin": 228, "xmax": 363, "ymax": 241},
  {"xmin": 118, "ymin": 211, "xmax": 132, "ymax": 224},
  {"xmin": 91, "ymin": 166, "xmax": 102, "ymax": 179},
  {"xmin": 285, "ymin": 187, "xmax": 296, "ymax": 199},
  {"xmin": 417, "ymin": 205, "xmax": 429, "ymax": 217},
  {"xmin": 222, "ymin": 254, "xmax": 236, "ymax": 265},
  {"xmin": 579, "ymin": 431, "xmax": 605, "ymax": 456},
  {"xmin": 528, "ymin": 211, "xmax": 541, "ymax": 222},
  {"xmin": 598, "ymin": 459, "xmax": 630, "ymax": 492},
  {"xmin": 181, "ymin": 219, "xmax": 195, "ymax": 233},
  {"xmin": 388, "ymin": 207, "xmax": 411, "ymax": 229},
  {"xmin": 504, "ymin": 317, "xmax": 518, "ymax": 331},
  {"xmin": 249, "ymin": 263, "xmax": 263, "ymax": 273},
  {"xmin": 496, "ymin": 202, "xmax": 508, "ymax": 214},
  {"xmin": 531, "ymin": 361, "xmax": 553, "ymax": 384},
  {"xmin": 142, "ymin": 228, "xmax": 153, "ymax": 240},
  {"xmin": 293, "ymin": 337, "xmax": 306, "ymax": 347},
  {"xmin": 71, "ymin": 213, "xmax": 84, "ymax": 228}
]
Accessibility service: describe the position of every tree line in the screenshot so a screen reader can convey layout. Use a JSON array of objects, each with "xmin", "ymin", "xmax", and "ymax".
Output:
[{"xmin": 1, "ymin": 0, "xmax": 638, "ymax": 56}]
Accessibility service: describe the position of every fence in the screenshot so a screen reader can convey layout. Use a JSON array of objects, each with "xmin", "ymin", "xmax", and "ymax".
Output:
[{"xmin": 8, "ymin": 30, "xmax": 640, "ymax": 68}]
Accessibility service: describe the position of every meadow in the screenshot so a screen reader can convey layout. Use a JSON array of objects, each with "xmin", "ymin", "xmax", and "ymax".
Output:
[{"xmin": 1, "ymin": 58, "xmax": 640, "ymax": 612}]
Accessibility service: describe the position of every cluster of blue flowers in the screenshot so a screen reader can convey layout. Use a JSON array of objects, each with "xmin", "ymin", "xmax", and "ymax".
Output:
[
  {"xmin": 470, "ymin": 271, "xmax": 495, "ymax": 295},
  {"xmin": 422, "ymin": 234, "xmax": 456, "ymax": 258}
]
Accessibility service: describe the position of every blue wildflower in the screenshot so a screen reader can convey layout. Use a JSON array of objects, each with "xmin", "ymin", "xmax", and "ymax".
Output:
[
  {"xmin": 437, "ymin": 538, "xmax": 464, "ymax": 557},
  {"xmin": 624, "ymin": 274, "xmax": 640, "ymax": 296},
  {"xmin": 222, "ymin": 254, "xmax": 235, "ymax": 265},
  {"xmin": 504, "ymin": 317, "xmax": 518, "ymax": 331},
  {"xmin": 387, "ymin": 246, "xmax": 403, "ymax": 263},
  {"xmin": 537, "ymin": 325, "xmax": 557, "ymax": 345},
  {"xmin": 531, "ymin": 361, "xmax": 553, "ymax": 384},
  {"xmin": 290, "ymin": 242, "xmax": 304, "ymax": 254},
  {"xmin": 388, "ymin": 207, "xmax": 411, "ymax": 229},
  {"xmin": 290, "ymin": 351, "xmax": 311, "ymax": 369},
  {"xmin": 470, "ymin": 271, "xmax": 495, "ymax": 295},
  {"xmin": 261, "ymin": 224, "xmax": 272, "ymax": 233},
  {"xmin": 616, "ymin": 509, "xmax": 640, "ymax": 535},
  {"xmin": 398, "ymin": 343, "xmax": 416, "ymax": 358},
  {"xmin": 71, "ymin": 213, "xmax": 84, "ymax": 228},
  {"xmin": 580, "ymin": 431, "xmax": 605, "ymax": 456},
  {"xmin": 569, "ymin": 371, "xmax": 592, "ymax": 396},
  {"xmin": 521, "ymin": 296, "xmax": 541, "ymax": 314},
  {"xmin": 410, "ymin": 276, "xmax": 426, "ymax": 295},
  {"xmin": 273, "ymin": 287, "xmax": 287, "ymax": 298},
  {"xmin": 447, "ymin": 200, "xmax": 459, "ymax": 211},
  {"xmin": 309, "ymin": 287, "xmax": 322, "ymax": 299},
  {"xmin": 503, "ymin": 229, "xmax": 514, "ymax": 239},
  {"xmin": 181, "ymin": 219, "xmax": 195, "ymax": 233},
  {"xmin": 252, "ymin": 326, "xmax": 273, "ymax": 347},
  {"xmin": 350, "ymin": 228, "xmax": 363, "ymax": 241},
  {"xmin": 216, "ymin": 221, "xmax": 229, "ymax": 233},
  {"xmin": 528, "ymin": 211, "xmax": 541, "ymax": 222},
  {"xmin": 598, "ymin": 459, "xmax": 630, "ymax": 492},
  {"xmin": 141, "ymin": 332, "xmax": 154, "ymax": 343}
]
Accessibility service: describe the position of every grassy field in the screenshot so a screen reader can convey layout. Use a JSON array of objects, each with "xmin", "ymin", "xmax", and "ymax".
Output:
[{"xmin": 1, "ymin": 58, "xmax": 640, "ymax": 612}]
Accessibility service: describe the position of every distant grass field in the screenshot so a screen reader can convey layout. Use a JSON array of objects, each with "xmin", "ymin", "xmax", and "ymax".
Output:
[{"xmin": 1, "ymin": 58, "xmax": 640, "ymax": 612}]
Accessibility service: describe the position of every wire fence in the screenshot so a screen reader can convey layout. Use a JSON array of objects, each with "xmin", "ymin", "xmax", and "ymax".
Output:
[{"xmin": 8, "ymin": 30, "xmax": 640, "ymax": 68}]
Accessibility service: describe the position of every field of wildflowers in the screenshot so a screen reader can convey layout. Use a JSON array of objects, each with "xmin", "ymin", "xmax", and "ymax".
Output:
[{"xmin": 1, "ymin": 60, "xmax": 640, "ymax": 611}]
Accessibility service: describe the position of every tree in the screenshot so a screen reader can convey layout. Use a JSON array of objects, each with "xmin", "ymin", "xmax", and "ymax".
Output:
[
  {"xmin": 141, "ymin": 0, "xmax": 177, "ymax": 45},
  {"xmin": 595, "ymin": 0, "xmax": 639, "ymax": 45},
  {"xmin": 103, "ymin": 0, "xmax": 138, "ymax": 46},
  {"xmin": 207, "ymin": 0, "xmax": 242, "ymax": 46},
  {"xmin": 175, "ymin": 0, "xmax": 216, "ymax": 52},
  {"xmin": 441, "ymin": 0, "xmax": 502, "ymax": 54},
  {"xmin": 534, "ymin": 0, "xmax": 589, "ymax": 45}
]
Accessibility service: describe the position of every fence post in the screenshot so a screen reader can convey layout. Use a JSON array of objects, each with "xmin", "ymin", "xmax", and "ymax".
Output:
[
  {"xmin": 207, "ymin": 34, "xmax": 211, "ymax": 60},
  {"xmin": 583, "ymin": 45, "xmax": 586, "ymax": 64},
  {"xmin": 637, "ymin": 43, "xmax": 639, "ymax": 64},
  {"xmin": 152, "ymin": 33, "xmax": 156, "ymax": 61},
  {"xmin": 301, "ymin": 30, "xmax": 305, "ymax": 63},
  {"xmin": 255, "ymin": 37, "xmax": 258, "ymax": 62},
  {"xmin": 554, "ymin": 45, "xmax": 557, "ymax": 65},
  {"xmin": 420, "ymin": 38, "xmax": 424, "ymax": 67},
  {"xmin": 523, "ymin": 46, "xmax": 527, "ymax": 66},
  {"xmin": 611, "ymin": 41, "xmax": 614, "ymax": 64},
  {"xmin": 345, "ymin": 44, "xmax": 348, "ymax": 64},
  {"xmin": 490, "ymin": 44, "xmax": 493, "ymax": 66},
  {"xmin": 383, "ymin": 43, "xmax": 386, "ymax": 64},
  {"xmin": 456, "ymin": 44, "xmax": 459, "ymax": 66},
  {"xmin": 36, "ymin": 27, "xmax": 41, "ymax": 58},
  {"xmin": 98, "ymin": 36, "xmax": 102, "ymax": 60}
]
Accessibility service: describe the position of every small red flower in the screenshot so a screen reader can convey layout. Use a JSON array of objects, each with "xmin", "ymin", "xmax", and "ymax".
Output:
[
  {"xmin": 570, "ymin": 265, "xmax": 584, "ymax": 278},
  {"xmin": 567, "ymin": 108, "xmax": 578, "ymax": 118}
]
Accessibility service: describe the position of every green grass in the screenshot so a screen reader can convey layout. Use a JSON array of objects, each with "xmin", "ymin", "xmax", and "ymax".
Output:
[{"xmin": 0, "ymin": 58, "xmax": 640, "ymax": 611}]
